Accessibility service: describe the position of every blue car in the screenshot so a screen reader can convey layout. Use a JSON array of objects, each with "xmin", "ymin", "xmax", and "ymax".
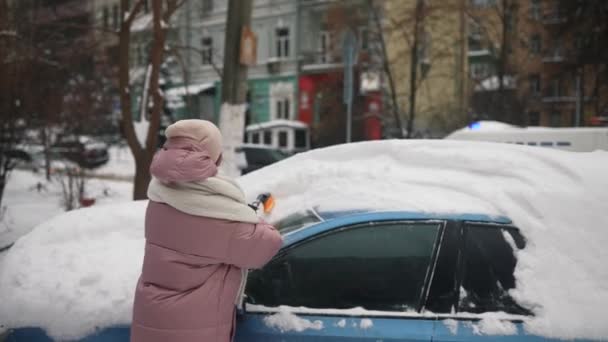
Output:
[{"xmin": 3, "ymin": 209, "xmax": 587, "ymax": 341}]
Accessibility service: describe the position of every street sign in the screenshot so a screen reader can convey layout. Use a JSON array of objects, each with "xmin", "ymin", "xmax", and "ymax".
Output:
[
  {"xmin": 342, "ymin": 30, "xmax": 358, "ymax": 143},
  {"xmin": 342, "ymin": 30, "xmax": 358, "ymax": 104}
]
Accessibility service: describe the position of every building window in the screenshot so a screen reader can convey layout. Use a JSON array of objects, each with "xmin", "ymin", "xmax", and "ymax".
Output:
[
  {"xmin": 252, "ymin": 132, "xmax": 260, "ymax": 144},
  {"xmin": 471, "ymin": 63, "xmax": 489, "ymax": 79},
  {"xmin": 575, "ymin": 34, "xmax": 585, "ymax": 50},
  {"xmin": 528, "ymin": 111, "xmax": 540, "ymax": 126},
  {"xmin": 470, "ymin": 0, "xmax": 497, "ymax": 7},
  {"xmin": 278, "ymin": 131, "xmax": 288, "ymax": 148},
  {"xmin": 201, "ymin": 37, "xmax": 213, "ymax": 65},
  {"xmin": 359, "ymin": 27, "xmax": 369, "ymax": 50},
  {"xmin": 102, "ymin": 6, "xmax": 109, "ymax": 29},
  {"xmin": 530, "ymin": 0, "xmax": 541, "ymax": 20},
  {"xmin": 529, "ymin": 74, "xmax": 541, "ymax": 95},
  {"xmin": 468, "ymin": 18, "xmax": 482, "ymax": 41},
  {"xmin": 276, "ymin": 98, "xmax": 290, "ymax": 120},
  {"xmin": 530, "ymin": 34, "xmax": 541, "ymax": 55},
  {"xmin": 263, "ymin": 131, "xmax": 272, "ymax": 145},
  {"xmin": 550, "ymin": 111, "xmax": 561, "ymax": 127},
  {"xmin": 201, "ymin": 0, "xmax": 213, "ymax": 17},
  {"xmin": 550, "ymin": 77, "xmax": 561, "ymax": 97},
  {"xmin": 276, "ymin": 27, "xmax": 290, "ymax": 59},
  {"xmin": 112, "ymin": 4, "xmax": 119, "ymax": 30},
  {"xmin": 295, "ymin": 129, "xmax": 307, "ymax": 148},
  {"xmin": 505, "ymin": 11, "xmax": 515, "ymax": 32},
  {"xmin": 319, "ymin": 31, "xmax": 331, "ymax": 63}
]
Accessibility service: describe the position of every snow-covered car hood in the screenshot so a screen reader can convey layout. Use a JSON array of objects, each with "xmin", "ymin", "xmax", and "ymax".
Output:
[{"xmin": 1, "ymin": 140, "xmax": 607, "ymax": 340}]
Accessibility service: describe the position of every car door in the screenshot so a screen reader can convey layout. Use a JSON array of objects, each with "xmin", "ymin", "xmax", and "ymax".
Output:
[
  {"xmin": 235, "ymin": 220, "xmax": 445, "ymax": 342},
  {"xmin": 431, "ymin": 223, "xmax": 555, "ymax": 341}
]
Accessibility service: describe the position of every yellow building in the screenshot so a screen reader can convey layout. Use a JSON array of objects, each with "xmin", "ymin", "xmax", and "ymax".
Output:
[{"xmin": 384, "ymin": 0, "xmax": 468, "ymax": 137}]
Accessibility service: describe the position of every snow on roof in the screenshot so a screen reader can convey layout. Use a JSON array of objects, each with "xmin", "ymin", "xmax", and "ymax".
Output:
[
  {"xmin": 130, "ymin": 13, "xmax": 152, "ymax": 32},
  {"xmin": 1, "ymin": 140, "xmax": 607, "ymax": 340},
  {"xmin": 447, "ymin": 120, "xmax": 608, "ymax": 139},
  {"xmin": 246, "ymin": 119, "xmax": 308, "ymax": 132},
  {"xmin": 475, "ymin": 75, "xmax": 517, "ymax": 92},
  {"xmin": 165, "ymin": 82, "xmax": 215, "ymax": 97}
]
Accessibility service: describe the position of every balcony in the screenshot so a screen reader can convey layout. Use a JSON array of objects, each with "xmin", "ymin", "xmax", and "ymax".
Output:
[
  {"xmin": 32, "ymin": 0, "xmax": 90, "ymax": 25},
  {"xmin": 468, "ymin": 49, "xmax": 493, "ymax": 58},
  {"xmin": 299, "ymin": 50, "xmax": 343, "ymax": 72},
  {"xmin": 542, "ymin": 92, "xmax": 591, "ymax": 103},
  {"xmin": 542, "ymin": 49, "xmax": 568, "ymax": 63},
  {"xmin": 542, "ymin": 11, "xmax": 568, "ymax": 25}
]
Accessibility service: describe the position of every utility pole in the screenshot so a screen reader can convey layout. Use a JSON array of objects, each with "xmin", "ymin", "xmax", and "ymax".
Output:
[
  {"xmin": 219, "ymin": 0, "xmax": 253, "ymax": 178},
  {"xmin": 221, "ymin": 0, "xmax": 252, "ymax": 104}
]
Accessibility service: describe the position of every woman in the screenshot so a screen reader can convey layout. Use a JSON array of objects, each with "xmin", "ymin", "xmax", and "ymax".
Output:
[{"xmin": 131, "ymin": 120, "xmax": 282, "ymax": 342}]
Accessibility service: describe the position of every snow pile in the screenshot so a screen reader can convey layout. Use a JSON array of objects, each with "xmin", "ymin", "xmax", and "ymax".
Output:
[
  {"xmin": 239, "ymin": 140, "xmax": 608, "ymax": 340},
  {"xmin": 469, "ymin": 314, "xmax": 518, "ymax": 335},
  {"xmin": 0, "ymin": 201, "xmax": 146, "ymax": 340},
  {"xmin": 0, "ymin": 140, "xmax": 607, "ymax": 340},
  {"xmin": 359, "ymin": 319, "xmax": 373, "ymax": 329},
  {"xmin": 263, "ymin": 308, "xmax": 324, "ymax": 333},
  {"xmin": 443, "ymin": 319, "xmax": 459, "ymax": 335},
  {"xmin": 0, "ymin": 170, "xmax": 132, "ymax": 248}
]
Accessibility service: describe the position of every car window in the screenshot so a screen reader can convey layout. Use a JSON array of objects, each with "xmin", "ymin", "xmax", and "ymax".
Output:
[
  {"xmin": 245, "ymin": 148, "xmax": 285, "ymax": 165},
  {"xmin": 295, "ymin": 129, "xmax": 307, "ymax": 148},
  {"xmin": 459, "ymin": 224, "xmax": 529, "ymax": 315},
  {"xmin": 246, "ymin": 222, "xmax": 441, "ymax": 312},
  {"xmin": 425, "ymin": 221, "xmax": 460, "ymax": 313}
]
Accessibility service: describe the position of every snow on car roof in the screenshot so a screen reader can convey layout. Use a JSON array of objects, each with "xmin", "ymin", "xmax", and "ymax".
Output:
[{"xmin": 0, "ymin": 140, "xmax": 607, "ymax": 340}]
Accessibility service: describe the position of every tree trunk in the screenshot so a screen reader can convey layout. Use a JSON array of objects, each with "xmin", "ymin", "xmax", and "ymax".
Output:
[
  {"xmin": 369, "ymin": 0, "xmax": 404, "ymax": 139},
  {"xmin": 133, "ymin": 152, "xmax": 152, "ymax": 200},
  {"xmin": 0, "ymin": 173, "xmax": 6, "ymax": 208},
  {"xmin": 407, "ymin": 0, "xmax": 424, "ymax": 138},
  {"xmin": 497, "ymin": 0, "xmax": 509, "ymax": 122},
  {"xmin": 221, "ymin": 0, "xmax": 252, "ymax": 104}
]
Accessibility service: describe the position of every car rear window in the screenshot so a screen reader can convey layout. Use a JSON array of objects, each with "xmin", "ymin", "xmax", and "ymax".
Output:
[{"xmin": 458, "ymin": 225, "xmax": 529, "ymax": 315}]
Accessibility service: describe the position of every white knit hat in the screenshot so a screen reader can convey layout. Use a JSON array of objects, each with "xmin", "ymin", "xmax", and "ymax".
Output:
[{"xmin": 164, "ymin": 119, "xmax": 223, "ymax": 163}]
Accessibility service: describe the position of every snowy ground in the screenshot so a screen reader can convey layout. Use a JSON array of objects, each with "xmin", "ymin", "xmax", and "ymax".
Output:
[
  {"xmin": 0, "ymin": 140, "xmax": 607, "ymax": 340},
  {"xmin": 0, "ymin": 170, "xmax": 133, "ymax": 249}
]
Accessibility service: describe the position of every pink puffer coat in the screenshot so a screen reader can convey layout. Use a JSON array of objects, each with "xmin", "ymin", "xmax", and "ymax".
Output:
[{"xmin": 131, "ymin": 138, "xmax": 282, "ymax": 342}]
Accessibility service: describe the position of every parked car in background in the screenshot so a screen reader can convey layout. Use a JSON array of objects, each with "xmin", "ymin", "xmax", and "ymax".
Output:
[
  {"xmin": 51, "ymin": 135, "xmax": 109, "ymax": 169},
  {"xmin": 236, "ymin": 144, "xmax": 290, "ymax": 175}
]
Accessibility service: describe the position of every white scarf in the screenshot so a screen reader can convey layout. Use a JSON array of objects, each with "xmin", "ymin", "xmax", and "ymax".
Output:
[{"xmin": 147, "ymin": 175, "xmax": 259, "ymax": 224}]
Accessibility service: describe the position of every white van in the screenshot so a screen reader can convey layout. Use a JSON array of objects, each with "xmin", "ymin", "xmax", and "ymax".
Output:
[{"xmin": 445, "ymin": 121, "xmax": 608, "ymax": 152}]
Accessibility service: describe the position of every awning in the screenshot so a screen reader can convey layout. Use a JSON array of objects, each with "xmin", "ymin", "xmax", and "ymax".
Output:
[{"xmin": 165, "ymin": 83, "xmax": 215, "ymax": 97}]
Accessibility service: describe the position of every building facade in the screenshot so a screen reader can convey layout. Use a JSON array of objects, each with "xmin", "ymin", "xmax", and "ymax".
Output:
[
  {"xmin": 468, "ymin": 0, "xmax": 608, "ymax": 127},
  {"xmin": 384, "ymin": 0, "xmax": 469, "ymax": 137}
]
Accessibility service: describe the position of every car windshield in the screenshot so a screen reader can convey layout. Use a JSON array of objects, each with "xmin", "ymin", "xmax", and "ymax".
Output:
[
  {"xmin": 245, "ymin": 148, "xmax": 288, "ymax": 164},
  {"xmin": 274, "ymin": 209, "xmax": 322, "ymax": 234}
]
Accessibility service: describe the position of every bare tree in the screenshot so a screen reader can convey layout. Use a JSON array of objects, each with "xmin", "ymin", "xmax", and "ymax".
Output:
[
  {"xmin": 0, "ymin": 0, "xmax": 30, "ymax": 206},
  {"xmin": 367, "ymin": 0, "xmax": 404, "ymax": 138},
  {"xmin": 466, "ymin": 0, "xmax": 527, "ymax": 125},
  {"xmin": 560, "ymin": 0, "xmax": 608, "ymax": 124},
  {"xmin": 118, "ymin": 0, "xmax": 185, "ymax": 200},
  {"xmin": 56, "ymin": 165, "xmax": 86, "ymax": 211},
  {"xmin": 384, "ymin": 0, "xmax": 468, "ymax": 137}
]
